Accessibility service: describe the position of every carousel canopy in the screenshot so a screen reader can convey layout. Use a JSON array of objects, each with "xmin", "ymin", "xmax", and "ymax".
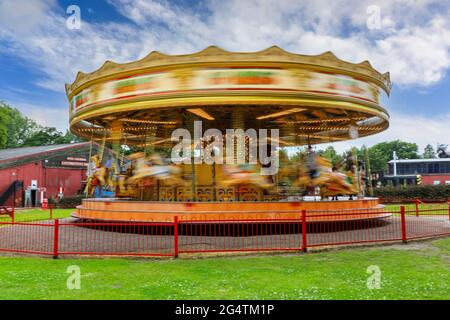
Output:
[{"xmin": 66, "ymin": 46, "xmax": 391, "ymax": 146}]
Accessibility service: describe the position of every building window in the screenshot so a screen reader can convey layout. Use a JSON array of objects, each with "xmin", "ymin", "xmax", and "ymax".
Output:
[
  {"xmin": 433, "ymin": 180, "xmax": 441, "ymax": 185},
  {"xmin": 445, "ymin": 181, "xmax": 450, "ymax": 185}
]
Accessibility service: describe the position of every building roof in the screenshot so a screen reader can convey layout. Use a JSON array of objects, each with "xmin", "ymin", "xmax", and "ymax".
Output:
[
  {"xmin": 388, "ymin": 158, "xmax": 450, "ymax": 164},
  {"xmin": 0, "ymin": 143, "xmax": 90, "ymax": 162}
]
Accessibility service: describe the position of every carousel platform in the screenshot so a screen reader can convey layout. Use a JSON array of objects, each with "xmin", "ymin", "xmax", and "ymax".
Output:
[{"xmin": 73, "ymin": 197, "xmax": 389, "ymax": 223}]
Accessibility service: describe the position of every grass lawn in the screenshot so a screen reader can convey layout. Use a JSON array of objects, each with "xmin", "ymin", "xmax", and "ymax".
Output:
[
  {"xmin": 385, "ymin": 203, "xmax": 449, "ymax": 215},
  {"xmin": 0, "ymin": 237, "xmax": 448, "ymax": 300},
  {"xmin": 0, "ymin": 208, "xmax": 74, "ymax": 223}
]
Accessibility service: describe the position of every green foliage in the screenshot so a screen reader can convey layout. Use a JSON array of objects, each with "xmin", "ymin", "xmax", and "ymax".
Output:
[
  {"xmin": 22, "ymin": 127, "xmax": 64, "ymax": 146},
  {"xmin": 48, "ymin": 195, "xmax": 84, "ymax": 208},
  {"xmin": 297, "ymin": 140, "xmax": 420, "ymax": 174},
  {"xmin": 366, "ymin": 140, "xmax": 419, "ymax": 172},
  {"xmin": 374, "ymin": 185, "xmax": 450, "ymax": 202},
  {"xmin": 21, "ymin": 127, "xmax": 83, "ymax": 146},
  {"xmin": 0, "ymin": 208, "xmax": 73, "ymax": 223},
  {"xmin": 0, "ymin": 107, "xmax": 8, "ymax": 148},
  {"xmin": 0, "ymin": 102, "xmax": 84, "ymax": 149},
  {"xmin": 0, "ymin": 101, "xmax": 40, "ymax": 148},
  {"xmin": 55, "ymin": 130, "xmax": 84, "ymax": 144},
  {"xmin": 316, "ymin": 146, "xmax": 344, "ymax": 166},
  {"xmin": 422, "ymin": 144, "xmax": 436, "ymax": 159},
  {"xmin": 120, "ymin": 144, "xmax": 144, "ymax": 155}
]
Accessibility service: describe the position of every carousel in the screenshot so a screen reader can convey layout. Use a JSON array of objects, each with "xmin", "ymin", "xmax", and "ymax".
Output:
[{"xmin": 66, "ymin": 46, "xmax": 391, "ymax": 222}]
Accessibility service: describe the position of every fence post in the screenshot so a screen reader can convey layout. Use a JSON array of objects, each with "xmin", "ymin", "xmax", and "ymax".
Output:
[
  {"xmin": 49, "ymin": 203, "xmax": 53, "ymax": 220},
  {"xmin": 448, "ymin": 201, "xmax": 450, "ymax": 221},
  {"xmin": 301, "ymin": 210, "xmax": 307, "ymax": 252},
  {"xmin": 400, "ymin": 206, "xmax": 407, "ymax": 243},
  {"xmin": 53, "ymin": 219, "xmax": 59, "ymax": 259},
  {"xmin": 11, "ymin": 206, "xmax": 14, "ymax": 224},
  {"xmin": 174, "ymin": 216, "xmax": 179, "ymax": 258},
  {"xmin": 415, "ymin": 198, "xmax": 419, "ymax": 217}
]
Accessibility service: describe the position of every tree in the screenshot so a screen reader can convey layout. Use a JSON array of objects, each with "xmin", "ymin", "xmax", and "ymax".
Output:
[
  {"xmin": 422, "ymin": 144, "xmax": 436, "ymax": 159},
  {"xmin": 21, "ymin": 127, "xmax": 63, "ymax": 147},
  {"xmin": 436, "ymin": 144, "xmax": 450, "ymax": 158},
  {"xmin": 54, "ymin": 130, "xmax": 84, "ymax": 144},
  {"xmin": 0, "ymin": 107, "xmax": 8, "ymax": 148},
  {"xmin": 317, "ymin": 146, "xmax": 343, "ymax": 166},
  {"xmin": 0, "ymin": 101, "xmax": 40, "ymax": 148},
  {"xmin": 0, "ymin": 102, "xmax": 85, "ymax": 149},
  {"xmin": 21, "ymin": 127, "xmax": 85, "ymax": 147},
  {"xmin": 367, "ymin": 140, "xmax": 419, "ymax": 172}
]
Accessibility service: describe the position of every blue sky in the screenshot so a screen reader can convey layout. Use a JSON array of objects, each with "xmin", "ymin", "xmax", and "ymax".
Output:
[{"xmin": 0, "ymin": 0, "xmax": 450, "ymax": 153}]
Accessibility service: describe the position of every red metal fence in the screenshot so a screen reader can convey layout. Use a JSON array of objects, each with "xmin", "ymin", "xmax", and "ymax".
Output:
[{"xmin": 0, "ymin": 201, "xmax": 449, "ymax": 258}]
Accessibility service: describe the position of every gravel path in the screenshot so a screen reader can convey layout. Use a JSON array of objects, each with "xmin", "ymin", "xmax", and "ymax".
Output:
[{"xmin": 0, "ymin": 216, "xmax": 448, "ymax": 257}]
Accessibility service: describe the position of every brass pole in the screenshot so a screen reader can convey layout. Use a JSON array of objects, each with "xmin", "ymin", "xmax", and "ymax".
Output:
[
  {"xmin": 87, "ymin": 129, "xmax": 94, "ymax": 177},
  {"xmin": 232, "ymin": 109, "xmax": 245, "ymax": 201},
  {"xmin": 98, "ymin": 132, "xmax": 107, "ymax": 163},
  {"xmin": 186, "ymin": 115, "xmax": 197, "ymax": 201},
  {"xmin": 364, "ymin": 146, "xmax": 374, "ymax": 197},
  {"xmin": 212, "ymin": 155, "xmax": 217, "ymax": 202},
  {"xmin": 352, "ymin": 147, "xmax": 362, "ymax": 199}
]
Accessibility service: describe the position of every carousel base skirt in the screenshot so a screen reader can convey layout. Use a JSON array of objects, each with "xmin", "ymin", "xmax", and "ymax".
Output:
[{"xmin": 73, "ymin": 198, "xmax": 389, "ymax": 223}]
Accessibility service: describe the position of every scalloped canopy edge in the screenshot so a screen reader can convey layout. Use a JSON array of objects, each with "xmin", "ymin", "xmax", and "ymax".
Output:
[{"xmin": 66, "ymin": 45, "xmax": 391, "ymax": 96}]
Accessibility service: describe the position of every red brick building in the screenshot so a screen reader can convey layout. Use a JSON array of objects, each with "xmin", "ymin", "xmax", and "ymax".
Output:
[{"xmin": 0, "ymin": 143, "xmax": 113, "ymax": 207}]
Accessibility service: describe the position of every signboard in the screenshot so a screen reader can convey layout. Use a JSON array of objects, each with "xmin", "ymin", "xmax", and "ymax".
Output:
[
  {"xmin": 61, "ymin": 161, "xmax": 89, "ymax": 167},
  {"xmin": 67, "ymin": 157, "xmax": 87, "ymax": 162}
]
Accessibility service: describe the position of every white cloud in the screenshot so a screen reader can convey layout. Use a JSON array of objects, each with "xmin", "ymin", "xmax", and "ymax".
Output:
[
  {"xmin": 323, "ymin": 111, "xmax": 450, "ymax": 154},
  {"xmin": 1, "ymin": 0, "xmax": 449, "ymax": 89},
  {"xmin": 0, "ymin": 0, "xmax": 57, "ymax": 35},
  {"xmin": 4, "ymin": 100, "xmax": 69, "ymax": 132}
]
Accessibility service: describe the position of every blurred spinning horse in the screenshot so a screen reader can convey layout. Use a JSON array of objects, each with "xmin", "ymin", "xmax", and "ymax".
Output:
[
  {"xmin": 127, "ymin": 152, "xmax": 186, "ymax": 186},
  {"xmin": 222, "ymin": 164, "xmax": 274, "ymax": 190}
]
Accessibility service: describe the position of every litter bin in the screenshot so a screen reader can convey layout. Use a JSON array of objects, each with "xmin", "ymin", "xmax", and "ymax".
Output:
[{"xmin": 41, "ymin": 198, "xmax": 48, "ymax": 209}]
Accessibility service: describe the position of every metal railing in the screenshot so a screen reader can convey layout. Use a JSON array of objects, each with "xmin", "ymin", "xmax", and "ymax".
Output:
[{"xmin": 0, "ymin": 201, "xmax": 449, "ymax": 258}]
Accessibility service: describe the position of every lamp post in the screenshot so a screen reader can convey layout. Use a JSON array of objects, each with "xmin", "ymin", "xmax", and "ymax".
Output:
[{"xmin": 392, "ymin": 151, "xmax": 398, "ymax": 176}]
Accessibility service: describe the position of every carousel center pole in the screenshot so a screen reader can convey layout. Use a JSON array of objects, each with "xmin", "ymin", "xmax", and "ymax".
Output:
[
  {"xmin": 111, "ymin": 120, "xmax": 123, "ymax": 171},
  {"xmin": 187, "ymin": 114, "xmax": 197, "ymax": 202},
  {"xmin": 145, "ymin": 126, "xmax": 157, "ymax": 201},
  {"xmin": 364, "ymin": 146, "xmax": 374, "ymax": 197},
  {"xmin": 352, "ymin": 147, "xmax": 362, "ymax": 199},
  {"xmin": 232, "ymin": 109, "xmax": 245, "ymax": 201},
  {"xmin": 87, "ymin": 129, "xmax": 94, "ymax": 177}
]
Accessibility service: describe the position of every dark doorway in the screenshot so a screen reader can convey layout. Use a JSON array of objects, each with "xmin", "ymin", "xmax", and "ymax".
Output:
[{"xmin": 30, "ymin": 189, "xmax": 37, "ymax": 207}]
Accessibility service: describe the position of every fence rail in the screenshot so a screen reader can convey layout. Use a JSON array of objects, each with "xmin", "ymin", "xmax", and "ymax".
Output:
[{"xmin": 0, "ymin": 201, "xmax": 449, "ymax": 258}]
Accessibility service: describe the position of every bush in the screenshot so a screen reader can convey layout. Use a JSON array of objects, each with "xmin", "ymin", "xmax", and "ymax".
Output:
[
  {"xmin": 48, "ymin": 195, "xmax": 85, "ymax": 208},
  {"xmin": 374, "ymin": 185, "xmax": 450, "ymax": 203}
]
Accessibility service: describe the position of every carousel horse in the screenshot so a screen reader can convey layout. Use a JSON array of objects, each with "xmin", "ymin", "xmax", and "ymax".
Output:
[
  {"xmin": 222, "ymin": 164, "xmax": 274, "ymax": 189},
  {"xmin": 293, "ymin": 151, "xmax": 360, "ymax": 199},
  {"xmin": 277, "ymin": 148, "xmax": 363, "ymax": 200},
  {"xmin": 320, "ymin": 165, "xmax": 358, "ymax": 200},
  {"xmin": 107, "ymin": 160, "xmax": 136, "ymax": 198},
  {"xmin": 321, "ymin": 151, "xmax": 363, "ymax": 200},
  {"xmin": 84, "ymin": 155, "xmax": 109, "ymax": 197},
  {"xmin": 295, "ymin": 154, "xmax": 333, "ymax": 189},
  {"xmin": 127, "ymin": 152, "xmax": 186, "ymax": 186}
]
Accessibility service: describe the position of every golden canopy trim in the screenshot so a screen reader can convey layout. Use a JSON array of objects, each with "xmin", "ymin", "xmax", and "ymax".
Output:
[{"xmin": 65, "ymin": 45, "xmax": 391, "ymax": 99}]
